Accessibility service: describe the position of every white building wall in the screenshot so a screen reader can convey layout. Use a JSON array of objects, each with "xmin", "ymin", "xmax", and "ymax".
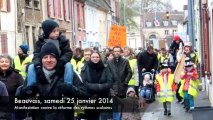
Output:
[
  {"xmin": 0, "ymin": 0, "xmax": 16, "ymax": 57},
  {"xmin": 97, "ymin": 10, "xmax": 108, "ymax": 49},
  {"xmin": 85, "ymin": 4, "xmax": 99, "ymax": 48}
]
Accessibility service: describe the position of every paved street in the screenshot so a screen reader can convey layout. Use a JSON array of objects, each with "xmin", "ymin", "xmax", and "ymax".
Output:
[{"xmin": 140, "ymin": 91, "xmax": 211, "ymax": 120}]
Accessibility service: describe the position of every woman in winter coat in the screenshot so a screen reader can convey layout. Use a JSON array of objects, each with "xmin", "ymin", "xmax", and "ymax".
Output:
[
  {"xmin": 0, "ymin": 55, "xmax": 24, "ymax": 96},
  {"xmin": 80, "ymin": 51, "xmax": 113, "ymax": 120},
  {"xmin": 0, "ymin": 54, "xmax": 24, "ymax": 120}
]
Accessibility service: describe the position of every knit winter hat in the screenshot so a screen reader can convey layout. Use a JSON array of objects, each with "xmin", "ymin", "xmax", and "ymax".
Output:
[
  {"xmin": 40, "ymin": 42, "xmax": 59, "ymax": 59},
  {"xmin": 42, "ymin": 19, "xmax": 59, "ymax": 38},
  {"xmin": 184, "ymin": 41, "xmax": 192, "ymax": 47},
  {"xmin": 126, "ymin": 87, "xmax": 135, "ymax": 96},
  {"xmin": 174, "ymin": 35, "xmax": 180, "ymax": 41},
  {"xmin": 19, "ymin": 44, "xmax": 29, "ymax": 54}
]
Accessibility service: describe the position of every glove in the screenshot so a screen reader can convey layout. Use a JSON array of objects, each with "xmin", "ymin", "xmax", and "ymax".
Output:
[
  {"xmin": 142, "ymin": 68, "xmax": 146, "ymax": 72},
  {"xmin": 35, "ymin": 66, "xmax": 43, "ymax": 76},
  {"xmin": 151, "ymin": 69, "xmax": 155, "ymax": 73},
  {"xmin": 57, "ymin": 83, "xmax": 76, "ymax": 96},
  {"xmin": 110, "ymin": 89, "xmax": 116, "ymax": 97},
  {"xmin": 20, "ymin": 85, "xmax": 38, "ymax": 98}
]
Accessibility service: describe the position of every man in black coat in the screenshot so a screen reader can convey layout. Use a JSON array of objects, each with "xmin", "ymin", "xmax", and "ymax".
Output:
[
  {"xmin": 138, "ymin": 46, "xmax": 158, "ymax": 84},
  {"xmin": 108, "ymin": 46, "xmax": 132, "ymax": 98},
  {"xmin": 107, "ymin": 46, "xmax": 132, "ymax": 120},
  {"xmin": 16, "ymin": 42, "xmax": 86, "ymax": 120}
]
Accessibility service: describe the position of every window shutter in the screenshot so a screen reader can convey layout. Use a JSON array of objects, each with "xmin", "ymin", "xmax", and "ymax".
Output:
[
  {"xmin": 1, "ymin": 34, "xmax": 8, "ymax": 54},
  {"xmin": 63, "ymin": 0, "xmax": 67, "ymax": 20},
  {"xmin": 7, "ymin": 0, "xmax": 11, "ymax": 12},
  {"xmin": 54, "ymin": 0, "xmax": 58, "ymax": 18},
  {"xmin": 0, "ymin": 0, "xmax": 2, "ymax": 9},
  {"xmin": 69, "ymin": 0, "xmax": 71, "ymax": 20},
  {"xmin": 47, "ymin": 0, "xmax": 51, "ymax": 17}
]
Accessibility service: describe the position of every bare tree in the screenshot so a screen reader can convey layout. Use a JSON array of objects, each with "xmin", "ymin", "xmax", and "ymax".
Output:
[
  {"xmin": 142, "ymin": 0, "xmax": 172, "ymax": 12},
  {"xmin": 120, "ymin": 0, "xmax": 172, "ymax": 30}
]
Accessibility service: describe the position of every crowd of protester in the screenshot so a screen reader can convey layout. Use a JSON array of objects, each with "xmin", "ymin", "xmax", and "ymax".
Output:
[{"xmin": 0, "ymin": 19, "xmax": 200, "ymax": 120}]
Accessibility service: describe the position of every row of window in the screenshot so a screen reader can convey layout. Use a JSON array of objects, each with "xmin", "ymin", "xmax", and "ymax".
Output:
[
  {"xmin": 146, "ymin": 20, "xmax": 178, "ymax": 27},
  {"xmin": 48, "ymin": 0, "xmax": 71, "ymax": 21},
  {"xmin": 0, "ymin": 0, "xmax": 72, "ymax": 21},
  {"xmin": 25, "ymin": 0, "xmax": 40, "ymax": 9},
  {"xmin": 165, "ymin": 29, "xmax": 177, "ymax": 35}
]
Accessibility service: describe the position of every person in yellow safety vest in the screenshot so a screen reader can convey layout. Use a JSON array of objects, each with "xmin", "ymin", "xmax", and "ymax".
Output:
[
  {"xmin": 76, "ymin": 48, "xmax": 93, "ymax": 74},
  {"xmin": 182, "ymin": 42, "xmax": 198, "ymax": 67},
  {"xmin": 156, "ymin": 59, "xmax": 176, "ymax": 116},
  {"xmin": 179, "ymin": 56, "xmax": 199, "ymax": 112},
  {"xmin": 158, "ymin": 48, "xmax": 169, "ymax": 71},
  {"xmin": 13, "ymin": 44, "xmax": 32, "ymax": 79},
  {"xmin": 71, "ymin": 47, "xmax": 84, "ymax": 71},
  {"xmin": 123, "ymin": 47, "xmax": 139, "ymax": 94}
]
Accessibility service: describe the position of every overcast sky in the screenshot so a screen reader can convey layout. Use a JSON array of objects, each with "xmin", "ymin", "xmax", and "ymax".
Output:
[{"xmin": 171, "ymin": 0, "xmax": 187, "ymax": 11}]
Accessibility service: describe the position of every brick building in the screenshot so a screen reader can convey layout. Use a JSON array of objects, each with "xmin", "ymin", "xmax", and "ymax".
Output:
[{"xmin": 17, "ymin": 0, "xmax": 43, "ymax": 53}]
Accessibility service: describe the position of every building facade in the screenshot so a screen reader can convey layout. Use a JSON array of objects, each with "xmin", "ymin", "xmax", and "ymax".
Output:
[
  {"xmin": 83, "ymin": 0, "xmax": 110, "ymax": 49},
  {"xmin": 0, "ymin": 0, "xmax": 17, "ymax": 57},
  {"xmin": 200, "ymin": 0, "xmax": 213, "ymax": 106},
  {"xmin": 142, "ymin": 11, "xmax": 184, "ymax": 49},
  {"xmin": 16, "ymin": 0, "xmax": 43, "ymax": 54},
  {"xmin": 84, "ymin": 0, "xmax": 98, "ymax": 48},
  {"xmin": 0, "ymin": 0, "xmax": 16, "ymax": 57},
  {"xmin": 45, "ymin": 0, "xmax": 73, "ymax": 46},
  {"xmin": 74, "ymin": 0, "xmax": 86, "ymax": 48}
]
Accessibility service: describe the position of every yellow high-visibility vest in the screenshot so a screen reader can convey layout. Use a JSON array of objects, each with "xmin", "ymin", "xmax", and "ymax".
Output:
[
  {"xmin": 71, "ymin": 57, "xmax": 84, "ymax": 71},
  {"xmin": 156, "ymin": 74, "xmax": 175, "ymax": 102},
  {"xmin": 128, "ymin": 59, "xmax": 137, "ymax": 86},
  {"xmin": 179, "ymin": 78, "xmax": 200, "ymax": 98},
  {"xmin": 190, "ymin": 52, "xmax": 198, "ymax": 66},
  {"xmin": 13, "ymin": 55, "xmax": 32, "ymax": 79},
  {"xmin": 76, "ymin": 62, "xmax": 85, "ymax": 74}
]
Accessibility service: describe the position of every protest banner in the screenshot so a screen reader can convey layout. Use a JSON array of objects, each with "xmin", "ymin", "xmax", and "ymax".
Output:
[{"xmin": 108, "ymin": 25, "xmax": 126, "ymax": 48}]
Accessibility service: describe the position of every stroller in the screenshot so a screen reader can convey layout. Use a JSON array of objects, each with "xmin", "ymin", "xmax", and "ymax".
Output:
[{"xmin": 138, "ymin": 72, "xmax": 155, "ymax": 103}]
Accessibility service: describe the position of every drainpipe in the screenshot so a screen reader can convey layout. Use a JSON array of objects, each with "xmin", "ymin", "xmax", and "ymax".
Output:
[
  {"xmin": 188, "ymin": 0, "xmax": 195, "ymax": 48},
  {"xmin": 14, "ymin": 0, "xmax": 17, "ymax": 56},
  {"xmin": 106, "ymin": 12, "xmax": 109, "ymax": 49},
  {"xmin": 199, "ymin": 0, "xmax": 205, "ymax": 91},
  {"xmin": 71, "ymin": 0, "xmax": 76, "ymax": 47}
]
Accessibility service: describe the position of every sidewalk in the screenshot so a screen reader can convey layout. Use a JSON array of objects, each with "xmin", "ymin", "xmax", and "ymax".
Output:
[
  {"xmin": 194, "ymin": 91, "xmax": 211, "ymax": 107},
  {"xmin": 140, "ymin": 91, "xmax": 211, "ymax": 120}
]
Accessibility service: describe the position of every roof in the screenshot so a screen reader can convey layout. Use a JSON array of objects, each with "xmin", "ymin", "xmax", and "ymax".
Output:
[
  {"xmin": 143, "ymin": 11, "xmax": 184, "ymax": 28},
  {"xmin": 86, "ymin": 0, "xmax": 111, "ymax": 11}
]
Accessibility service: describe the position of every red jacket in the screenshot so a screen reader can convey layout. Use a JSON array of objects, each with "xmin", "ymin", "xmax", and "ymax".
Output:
[{"xmin": 180, "ymin": 67, "xmax": 198, "ymax": 91}]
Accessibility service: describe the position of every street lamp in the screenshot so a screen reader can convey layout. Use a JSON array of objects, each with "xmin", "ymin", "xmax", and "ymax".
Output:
[{"xmin": 166, "ymin": 11, "xmax": 169, "ymax": 19}]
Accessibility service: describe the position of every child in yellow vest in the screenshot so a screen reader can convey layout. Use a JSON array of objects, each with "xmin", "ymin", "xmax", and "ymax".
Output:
[
  {"xmin": 156, "ymin": 59, "xmax": 176, "ymax": 116},
  {"xmin": 179, "ymin": 57, "xmax": 199, "ymax": 112}
]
